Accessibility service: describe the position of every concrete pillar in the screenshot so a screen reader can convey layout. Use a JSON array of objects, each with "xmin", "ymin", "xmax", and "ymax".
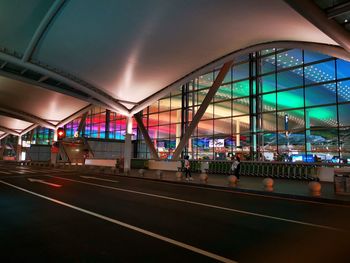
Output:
[
  {"xmin": 124, "ymin": 116, "xmax": 133, "ymax": 173},
  {"xmin": 53, "ymin": 128, "xmax": 58, "ymax": 142},
  {"xmin": 0, "ymin": 139, "xmax": 4, "ymax": 160},
  {"xmin": 305, "ymin": 109, "xmax": 311, "ymax": 152},
  {"xmin": 236, "ymin": 119, "xmax": 241, "ymax": 147},
  {"xmin": 16, "ymin": 136, "xmax": 22, "ymax": 161},
  {"xmin": 176, "ymin": 109, "xmax": 181, "ymax": 148}
]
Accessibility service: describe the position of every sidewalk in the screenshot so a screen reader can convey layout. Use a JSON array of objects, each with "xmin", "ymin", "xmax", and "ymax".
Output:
[{"xmin": 125, "ymin": 169, "xmax": 350, "ymax": 205}]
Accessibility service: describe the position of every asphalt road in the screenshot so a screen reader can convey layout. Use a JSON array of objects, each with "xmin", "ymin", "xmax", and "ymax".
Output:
[{"xmin": 0, "ymin": 163, "xmax": 349, "ymax": 263}]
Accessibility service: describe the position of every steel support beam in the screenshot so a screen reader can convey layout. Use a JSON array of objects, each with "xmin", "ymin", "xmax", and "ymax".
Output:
[
  {"xmin": 171, "ymin": 61, "xmax": 233, "ymax": 160},
  {"xmin": 134, "ymin": 113, "xmax": 159, "ymax": 160},
  {"xmin": 77, "ymin": 112, "xmax": 88, "ymax": 135},
  {"xmin": 327, "ymin": 2, "xmax": 350, "ymax": 19},
  {"xmin": 20, "ymin": 124, "xmax": 39, "ymax": 136},
  {"xmin": 22, "ymin": 0, "xmax": 66, "ymax": 62},
  {"xmin": 0, "ymin": 106, "xmax": 55, "ymax": 129},
  {"xmin": 0, "ymin": 69, "xmax": 111, "ymax": 111},
  {"xmin": 56, "ymin": 104, "xmax": 94, "ymax": 128},
  {"xmin": 0, "ymin": 52, "xmax": 130, "ymax": 116},
  {"xmin": 284, "ymin": 0, "xmax": 350, "ymax": 53},
  {"xmin": 0, "ymin": 133, "xmax": 9, "ymax": 140},
  {"xmin": 0, "ymin": 126, "xmax": 20, "ymax": 136}
]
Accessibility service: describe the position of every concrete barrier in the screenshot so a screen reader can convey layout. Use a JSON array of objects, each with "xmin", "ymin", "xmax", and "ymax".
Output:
[{"xmin": 149, "ymin": 160, "xmax": 181, "ymax": 171}]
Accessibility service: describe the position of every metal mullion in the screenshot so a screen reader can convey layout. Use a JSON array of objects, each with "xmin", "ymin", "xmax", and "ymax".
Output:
[
  {"xmin": 335, "ymin": 58, "xmax": 341, "ymax": 158},
  {"xmin": 230, "ymin": 64, "xmax": 233, "ymax": 155},
  {"xmin": 275, "ymin": 50, "xmax": 279, "ymax": 154}
]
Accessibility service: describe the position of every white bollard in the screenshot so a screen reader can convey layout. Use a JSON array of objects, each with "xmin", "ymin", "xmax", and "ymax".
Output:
[
  {"xmin": 308, "ymin": 181, "xmax": 321, "ymax": 196},
  {"xmin": 156, "ymin": 170, "xmax": 163, "ymax": 179},
  {"xmin": 228, "ymin": 175, "xmax": 238, "ymax": 186},
  {"xmin": 138, "ymin": 169, "xmax": 145, "ymax": 176},
  {"xmin": 175, "ymin": 171, "xmax": 182, "ymax": 180},
  {"xmin": 199, "ymin": 173, "xmax": 208, "ymax": 183},
  {"xmin": 263, "ymin": 178, "xmax": 274, "ymax": 192}
]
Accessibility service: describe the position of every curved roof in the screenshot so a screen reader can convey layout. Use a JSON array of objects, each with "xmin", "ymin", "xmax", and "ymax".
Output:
[{"xmin": 0, "ymin": 0, "xmax": 349, "ymax": 136}]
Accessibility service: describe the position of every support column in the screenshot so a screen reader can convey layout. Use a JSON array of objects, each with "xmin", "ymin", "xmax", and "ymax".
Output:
[
  {"xmin": 124, "ymin": 116, "xmax": 133, "ymax": 173},
  {"xmin": 172, "ymin": 61, "xmax": 233, "ymax": 160},
  {"xmin": 305, "ymin": 109, "xmax": 311, "ymax": 152},
  {"xmin": 236, "ymin": 119, "xmax": 241, "ymax": 147},
  {"xmin": 16, "ymin": 136, "xmax": 22, "ymax": 161},
  {"xmin": 0, "ymin": 137, "xmax": 5, "ymax": 160},
  {"xmin": 53, "ymin": 128, "xmax": 58, "ymax": 142},
  {"xmin": 77, "ymin": 112, "xmax": 88, "ymax": 137},
  {"xmin": 51, "ymin": 128, "xmax": 58, "ymax": 165},
  {"xmin": 134, "ymin": 113, "xmax": 159, "ymax": 159},
  {"xmin": 176, "ymin": 109, "xmax": 181, "ymax": 148}
]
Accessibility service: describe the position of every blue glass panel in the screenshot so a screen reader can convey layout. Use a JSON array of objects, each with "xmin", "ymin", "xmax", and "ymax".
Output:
[
  {"xmin": 304, "ymin": 61, "xmax": 335, "ymax": 85},
  {"xmin": 337, "ymin": 59, "xmax": 350, "ymax": 79},
  {"xmin": 304, "ymin": 50, "xmax": 330, "ymax": 64},
  {"xmin": 339, "ymin": 103, "xmax": 350, "ymax": 126},
  {"xmin": 261, "ymin": 55, "xmax": 275, "ymax": 74},
  {"xmin": 305, "ymin": 83, "xmax": 336, "ymax": 107},
  {"xmin": 233, "ymin": 63, "xmax": 249, "ymax": 81},
  {"xmin": 277, "ymin": 70, "xmax": 303, "ymax": 90},
  {"xmin": 338, "ymin": 80, "xmax": 350, "ymax": 102},
  {"xmin": 276, "ymin": 49, "xmax": 303, "ymax": 70}
]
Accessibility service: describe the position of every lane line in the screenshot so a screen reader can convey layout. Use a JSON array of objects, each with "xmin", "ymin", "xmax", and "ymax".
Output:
[
  {"xmin": 0, "ymin": 180, "xmax": 237, "ymax": 263},
  {"xmin": 80, "ymin": 176, "xmax": 118, "ymax": 183},
  {"xmin": 27, "ymin": 178, "xmax": 62, "ymax": 188},
  {"xmin": 45, "ymin": 175, "xmax": 344, "ymax": 232},
  {"xmin": 92, "ymin": 173, "xmax": 350, "ymax": 208}
]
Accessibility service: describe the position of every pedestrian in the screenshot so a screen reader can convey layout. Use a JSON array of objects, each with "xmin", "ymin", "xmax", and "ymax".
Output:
[
  {"xmin": 231, "ymin": 156, "xmax": 241, "ymax": 181},
  {"xmin": 184, "ymin": 155, "xmax": 192, "ymax": 181},
  {"xmin": 235, "ymin": 156, "xmax": 241, "ymax": 180}
]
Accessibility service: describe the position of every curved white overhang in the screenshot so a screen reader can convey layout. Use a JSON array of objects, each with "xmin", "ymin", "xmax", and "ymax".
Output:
[{"xmin": 0, "ymin": 0, "xmax": 348, "ymax": 133}]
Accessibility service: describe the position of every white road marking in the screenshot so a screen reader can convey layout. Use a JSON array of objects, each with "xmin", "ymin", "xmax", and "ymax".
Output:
[
  {"xmin": 0, "ymin": 180, "xmax": 237, "ymax": 263},
  {"xmin": 27, "ymin": 178, "xmax": 62, "ymax": 188},
  {"xmin": 80, "ymin": 176, "xmax": 118, "ymax": 183},
  {"xmin": 48, "ymin": 175, "xmax": 344, "ymax": 232},
  {"xmin": 105, "ymin": 173, "xmax": 350, "ymax": 207},
  {"xmin": 0, "ymin": 171, "xmax": 11, "ymax": 174}
]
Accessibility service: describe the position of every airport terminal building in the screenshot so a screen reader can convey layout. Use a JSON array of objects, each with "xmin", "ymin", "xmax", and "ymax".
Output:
[{"xmin": 1, "ymin": 0, "xmax": 350, "ymax": 166}]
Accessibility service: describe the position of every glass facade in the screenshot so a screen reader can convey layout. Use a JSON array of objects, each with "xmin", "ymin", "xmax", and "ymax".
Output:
[
  {"xmin": 23, "ymin": 47, "xmax": 350, "ymax": 164},
  {"xmin": 64, "ymin": 106, "xmax": 131, "ymax": 140},
  {"xmin": 138, "ymin": 48, "xmax": 350, "ymax": 162}
]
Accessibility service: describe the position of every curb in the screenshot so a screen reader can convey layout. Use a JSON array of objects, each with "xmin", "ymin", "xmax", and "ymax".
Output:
[{"xmin": 112, "ymin": 173, "xmax": 350, "ymax": 206}]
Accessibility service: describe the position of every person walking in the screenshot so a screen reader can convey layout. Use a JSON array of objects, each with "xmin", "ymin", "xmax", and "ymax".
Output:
[
  {"xmin": 234, "ymin": 156, "xmax": 241, "ymax": 181},
  {"xmin": 231, "ymin": 156, "xmax": 241, "ymax": 181},
  {"xmin": 184, "ymin": 155, "xmax": 192, "ymax": 181}
]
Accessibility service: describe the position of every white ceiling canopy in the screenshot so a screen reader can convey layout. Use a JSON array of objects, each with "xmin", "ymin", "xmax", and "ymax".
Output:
[{"xmin": 0, "ymin": 0, "xmax": 348, "ymax": 136}]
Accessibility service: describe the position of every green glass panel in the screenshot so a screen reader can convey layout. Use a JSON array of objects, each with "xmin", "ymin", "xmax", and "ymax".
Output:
[
  {"xmin": 277, "ymin": 88, "xmax": 304, "ymax": 110},
  {"xmin": 232, "ymin": 80, "xmax": 249, "ymax": 98},
  {"xmin": 305, "ymin": 83, "xmax": 336, "ymax": 107},
  {"xmin": 262, "ymin": 93, "xmax": 276, "ymax": 112},
  {"xmin": 339, "ymin": 103, "xmax": 350, "ymax": 126}
]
